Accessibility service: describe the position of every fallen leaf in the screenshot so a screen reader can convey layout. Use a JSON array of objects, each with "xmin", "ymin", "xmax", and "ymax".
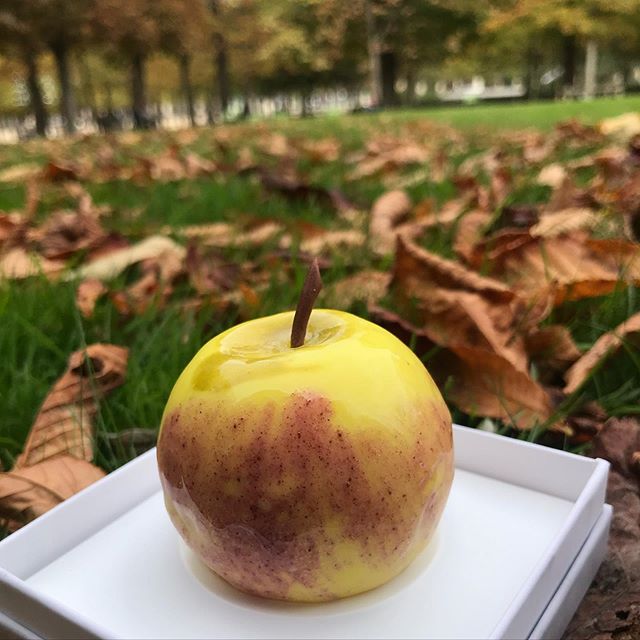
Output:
[
  {"xmin": 0, "ymin": 163, "xmax": 41, "ymax": 183},
  {"xmin": 43, "ymin": 160, "xmax": 80, "ymax": 182},
  {"xmin": 76, "ymin": 279, "xmax": 107, "ymax": 318},
  {"xmin": 369, "ymin": 190, "xmax": 412, "ymax": 255},
  {"xmin": 185, "ymin": 244, "xmax": 241, "ymax": 295},
  {"xmin": 370, "ymin": 305, "xmax": 552, "ymax": 429},
  {"xmin": 453, "ymin": 209, "xmax": 491, "ymax": 263},
  {"xmin": 437, "ymin": 344, "xmax": 554, "ymax": 429},
  {"xmin": 324, "ymin": 270, "xmax": 390, "ymax": 308},
  {"xmin": 599, "ymin": 112, "xmax": 640, "ymax": 142},
  {"xmin": 0, "ymin": 456, "xmax": 105, "ymax": 530},
  {"xmin": 300, "ymin": 229, "xmax": 365, "ymax": 255},
  {"xmin": 0, "ymin": 247, "xmax": 64, "ymax": 280},
  {"xmin": 391, "ymin": 237, "xmax": 528, "ymax": 372},
  {"xmin": 299, "ymin": 137, "xmax": 341, "ymax": 163},
  {"xmin": 537, "ymin": 162, "xmax": 568, "ymax": 189},
  {"xmin": 184, "ymin": 152, "xmax": 217, "ymax": 178},
  {"xmin": 14, "ymin": 344, "xmax": 129, "ymax": 468},
  {"xmin": 0, "ymin": 212, "xmax": 28, "ymax": 247},
  {"xmin": 28, "ymin": 210, "xmax": 108, "ymax": 259},
  {"xmin": 531, "ymin": 208, "xmax": 599, "ymax": 237},
  {"xmin": 483, "ymin": 231, "xmax": 640, "ymax": 305},
  {"xmin": 75, "ymin": 235, "xmax": 186, "ymax": 281},
  {"xmin": 259, "ymin": 170, "xmax": 355, "ymax": 215},
  {"xmin": 525, "ymin": 325, "xmax": 581, "ymax": 375},
  {"xmin": 564, "ymin": 312, "xmax": 640, "ymax": 394}
]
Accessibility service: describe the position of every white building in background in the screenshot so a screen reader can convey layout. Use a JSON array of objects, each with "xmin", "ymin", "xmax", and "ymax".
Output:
[{"xmin": 434, "ymin": 75, "xmax": 526, "ymax": 102}]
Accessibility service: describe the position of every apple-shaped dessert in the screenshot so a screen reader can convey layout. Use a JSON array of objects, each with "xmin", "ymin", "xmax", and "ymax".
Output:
[{"xmin": 157, "ymin": 261, "xmax": 453, "ymax": 602}]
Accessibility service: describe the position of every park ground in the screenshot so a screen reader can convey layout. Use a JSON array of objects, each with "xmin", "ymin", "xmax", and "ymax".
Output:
[{"xmin": 1, "ymin": 96, "xmax": 640, "ymax": 637}]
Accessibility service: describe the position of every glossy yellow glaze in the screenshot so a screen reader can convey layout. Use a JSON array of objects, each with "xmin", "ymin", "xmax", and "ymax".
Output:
[{"xmin": 158, "ymin": 309, "xmax": 454, "ymax": 602}]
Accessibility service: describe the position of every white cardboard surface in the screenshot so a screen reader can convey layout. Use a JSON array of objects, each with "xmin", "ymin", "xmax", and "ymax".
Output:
[{"xmin": 0, "ymin": 426, "xmax": 610, "ymax": 639}]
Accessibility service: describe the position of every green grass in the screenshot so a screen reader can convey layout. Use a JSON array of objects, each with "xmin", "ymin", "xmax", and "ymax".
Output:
[{"xmin": 1, "ymin": 95, "xmax": 640, "ymax": 475}]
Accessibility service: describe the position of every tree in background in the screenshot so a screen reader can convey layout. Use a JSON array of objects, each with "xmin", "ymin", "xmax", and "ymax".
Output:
[
  {"xmin": 0, "ymin": 2, "xmax": 49, "ymax": 136},
  {"xmin": 37, "ymin": 0, "xmax": 94, "ymax": 133},
  {"xmin": 485, "ymin": 0, "xmax": 640, "ymax": 96}
]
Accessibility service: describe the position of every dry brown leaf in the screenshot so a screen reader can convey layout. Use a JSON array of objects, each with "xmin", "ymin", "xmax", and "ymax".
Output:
[
  {"xmin": 299, "ymin": 137, "xmax": 341, "ymax": 163},
  {"xmin": 0, "ymin": 163, "xmax": 41, "ymax": 183},
  {"xmin": 369, "ymin": 190, "xmax": 412, "ymax": 255},
  {"xmin": 453, "ymin": 209, "xmax": 491, "ymax": 263},
  {"xmin": 537, "ymin": 162, "xmax": 568, "ymax": 189},
  {"xmin": 43, "ymin": 160, "xmax": 80, "ymax": 182},
  {"xmin": 564, "ymin": 312, "xmax": 640, "ymax": 394},
  {"xmin": 184, "ymin": 152, "xmax": 216, "ymax": 178},
  {"xmin": 525, "ymin": 325, "xmax": 581, "ymax": 373},
  {"xmin": 185, "ymin": 244, "xmax": 242, "ymax": 295},
  {"xmin": 484, "ymin": 231, "xmax": 640, "ymax": 305},
  {"xmin": 324, "ymin": 270, "xmax": 391, "ymax": 308},
  {"xmin": 0, "ymin": 247, "xmax": 64, "ymax": 280},
  {"xmin": 370, "ymin": 305, "xmax": 552, "ymax": 429},
  {"xmin": 75, "ymin": 235, "xmax": 186, "ymax": 281},
  {"xmin": 0, "ymin": 456, "xmax": 105, "ymax": 531},
  {"xmin": 531, "ymin": 208, "xmax": 599, "ymax": 237},
  {"xmin": 28, "ymin": 210, "xmax": 108, "ymax": 259},
  {"xmin": 437, "ymin": 345, "xmax": 554, "ymax": 430},
  {"xmin": 391, "ymin": 237, "xmax": 527, "ymax": 372},
  {"xmin": 14, "ymin": 344, "xmax": 129, "ymax": 468},
  {"xmin": 0, "ymin": 212, "xmax": 28, "ymax": 247},
  {"xmin": 599, "ymin": 112, "xmax": 640, "ymax": 142},
  {"xmin": 76, "ymin": 279, "xmax": 107, "ymax": 318},
  {"xmin": 300, "ymin": 229, "xmax": 365, "ymax": 255},
  {"xmin": 111, "ymin": 250, "xmax": 184, "ymax": 315}
]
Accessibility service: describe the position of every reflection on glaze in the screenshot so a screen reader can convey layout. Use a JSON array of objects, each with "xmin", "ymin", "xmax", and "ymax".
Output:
[{"xmin": 157, "ymin": 309, "xmax": 454, "ymax": 602}]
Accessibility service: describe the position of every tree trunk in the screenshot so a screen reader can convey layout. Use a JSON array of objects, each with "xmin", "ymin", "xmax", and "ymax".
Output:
[
  {"xmin": 405, "ymin": 65, "xmax": 416, "ymax": 105},
  {"xmin": 365, "ymin": 0, "xmax": 382, "ymax": 106},
  {"xmin": 562, "ymin": 35, "xmax": 577, "ymax": 95},
  {"xmin": 380, "ymin": 50, "xmax": 398, "ymax": 107},
  {"xmin": 23, "ymin": 50, "xmax": 48, "ymax": 137},
  {"xmin": 584, "ymin": 40, "xmax": 598, "ymax": 99},
  {"xmin": 77, "ymin": 52, "xmax": 97, "ymax": 120},
  {"xmin": 179, "ymin": 54, "xmax": 196, "ymax": 126},
  {"xmin": 52, "ymin": 43, "xmax": 76, "ymax": 134},
  {"xmin": 525, "ymin": 47, "xmax": 542, "ymax": 100},
  {"xmin": 131, "ymin": 53, "xmax": 147, "ymax": 129},
  {"xmin": 210, "ymin": 0, "xmax": 230, "ymax": 117}
]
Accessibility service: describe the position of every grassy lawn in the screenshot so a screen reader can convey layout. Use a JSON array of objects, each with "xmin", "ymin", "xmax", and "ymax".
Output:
[{"xmin": 1, "ymin": 95, "xmax": 639, "ymax": 476}]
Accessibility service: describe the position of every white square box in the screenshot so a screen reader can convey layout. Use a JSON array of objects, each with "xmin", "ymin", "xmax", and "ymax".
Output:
[{"xmin": 0, "ymin": 425, "xmax": 610, "ymax": 639}]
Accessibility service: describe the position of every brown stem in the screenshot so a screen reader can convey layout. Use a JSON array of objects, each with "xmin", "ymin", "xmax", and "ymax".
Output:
[{"xmin": 290, "ymin": 259, "xmax": 323, "ymax": 348}]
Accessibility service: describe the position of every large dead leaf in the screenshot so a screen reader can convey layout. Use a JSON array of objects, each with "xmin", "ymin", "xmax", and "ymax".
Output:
[
  {"xmin": 0, "ymin": 456, "xmax": 105, "ymax": 531},
  {"xmin": 453, "ymin": 209, "xmax": 491, "ymax": 263},
  {"xmin": 369, "ymin": 190, "xmax": 412, "ymax": 255},
  {"xmin": 437, "ymin": 344, "xmax": 554, "ymax": 429},
  {"xmin": 75, "ymin": 235, "xmax": 186, "ymax": 281},
  {"xmin": 564, "ymin": 312, "xmax": 640, "ymax": 394},
  {"xmin": 14, "ymin": 344, "xmax": 128, "ymax": 468},
  {"xmin": 370, "ymin": 305, "xmax": 552, "ymax": 429},
  {"xmin": 525, "ymin": 325, "xmax": 581, "ymax": 379},
  {"xmin": 484, "ymin": 231, "xmax": 640, "ymax": 305},
  {"xmin": 299, "ymin": 229, "xmax": 365, "ymax": 255},
  {"xmin": 391, "ymin": 237, "xmax": 528, "ymax": 372}
]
